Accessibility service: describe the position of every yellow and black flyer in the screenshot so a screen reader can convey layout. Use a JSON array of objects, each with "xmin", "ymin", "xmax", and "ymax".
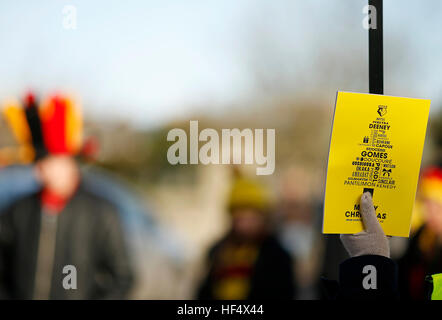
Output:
[{"xmin": 323, "ymin": 91, "xmax": 431, "ymax": 237}]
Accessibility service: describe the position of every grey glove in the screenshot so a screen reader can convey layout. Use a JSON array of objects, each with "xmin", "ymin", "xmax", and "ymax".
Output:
[{"xmin": 340, "ymin": 192, "xmax": 390, "ymax": 258}]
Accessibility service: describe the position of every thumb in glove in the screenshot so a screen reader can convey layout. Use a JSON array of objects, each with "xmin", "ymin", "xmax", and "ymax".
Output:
[{"xmin": 340, "ymin": 192, "xmax": 390, "ymax": 258}]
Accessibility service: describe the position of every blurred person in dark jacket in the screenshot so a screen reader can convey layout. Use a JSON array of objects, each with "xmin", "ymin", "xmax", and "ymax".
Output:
[
  {"xmin": 197, "ymin": 172, "xmax": 295, "ymax": 300},
  {"xmin": 398, "ymin": 166, "xmax": 442, "ymax": 300},
  {"xmin": 0, "ymin": 93, "xmax": 133, "ymax": 299}
]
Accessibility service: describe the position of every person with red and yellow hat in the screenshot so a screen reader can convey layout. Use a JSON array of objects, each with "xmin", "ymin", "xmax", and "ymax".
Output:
[{"xmin": 0, "ymin": 92, "xmax": 133, "ymax": 300}]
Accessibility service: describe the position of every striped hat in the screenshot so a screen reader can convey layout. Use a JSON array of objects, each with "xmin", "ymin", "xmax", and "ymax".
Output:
[{"xmin": 39, "ymin": 93, "xmax": 83, "ymax": 155}]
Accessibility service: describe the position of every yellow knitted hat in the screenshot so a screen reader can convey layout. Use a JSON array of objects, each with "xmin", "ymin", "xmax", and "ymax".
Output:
[{"xmin": 227, "ymin": 175, "xmax": 273, "ymax": 213}]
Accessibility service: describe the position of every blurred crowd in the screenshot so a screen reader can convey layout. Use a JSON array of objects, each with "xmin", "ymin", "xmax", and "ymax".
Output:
[{"xmin": 0, "ymin": 91, "xmax": 441, "ymax": 300}]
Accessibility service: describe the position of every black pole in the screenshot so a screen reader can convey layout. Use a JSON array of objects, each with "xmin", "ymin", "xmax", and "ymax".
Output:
[{"xmin": 368, "ymin": 0, "xmax": 383, "ymax": 94}]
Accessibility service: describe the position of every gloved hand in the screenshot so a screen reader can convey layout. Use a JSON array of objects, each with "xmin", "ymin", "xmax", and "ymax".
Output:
[{"xmin": 340, "ymin": 192, "xmax": 390, "ymax": 258}]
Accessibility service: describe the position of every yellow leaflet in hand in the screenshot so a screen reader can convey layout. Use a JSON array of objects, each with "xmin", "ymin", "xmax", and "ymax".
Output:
[{"xmin": 323, "ymin": 92, "xmax": 431, "ymax": 237}]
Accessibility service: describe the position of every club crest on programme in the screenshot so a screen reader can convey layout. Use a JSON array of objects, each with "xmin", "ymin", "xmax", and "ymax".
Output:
[{"xmin": 377, "ymin": 105, "xmax": 387, "ymax": 117}]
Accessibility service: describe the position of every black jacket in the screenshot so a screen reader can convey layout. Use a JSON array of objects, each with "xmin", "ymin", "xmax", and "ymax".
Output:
[
  {"xmin": 198, "ymin": 234, "xmax": 295, "ymax": 300},
  {"xmin": 0, "ymin": 185, "xmax": 133, "ymax": 299},
  {"xmin": 322, "ymin": 255, "xmax": 399, "ymax": 300}
]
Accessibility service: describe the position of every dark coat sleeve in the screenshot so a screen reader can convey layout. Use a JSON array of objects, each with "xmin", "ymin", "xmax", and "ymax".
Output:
[
  {"xmin": 322, "ymin": 255, "xmax": 398, "ymax": 300},
  {"xmin": 196, "ymin": 241, "xmax": 223, "ymax": 300},
  {"xmin": 95, "ymin": 201, "xmax": 134, "ymax": 299},
  {"xmin": 0, "ymin": 208, "xmax": 14, "ymax": 299}
]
